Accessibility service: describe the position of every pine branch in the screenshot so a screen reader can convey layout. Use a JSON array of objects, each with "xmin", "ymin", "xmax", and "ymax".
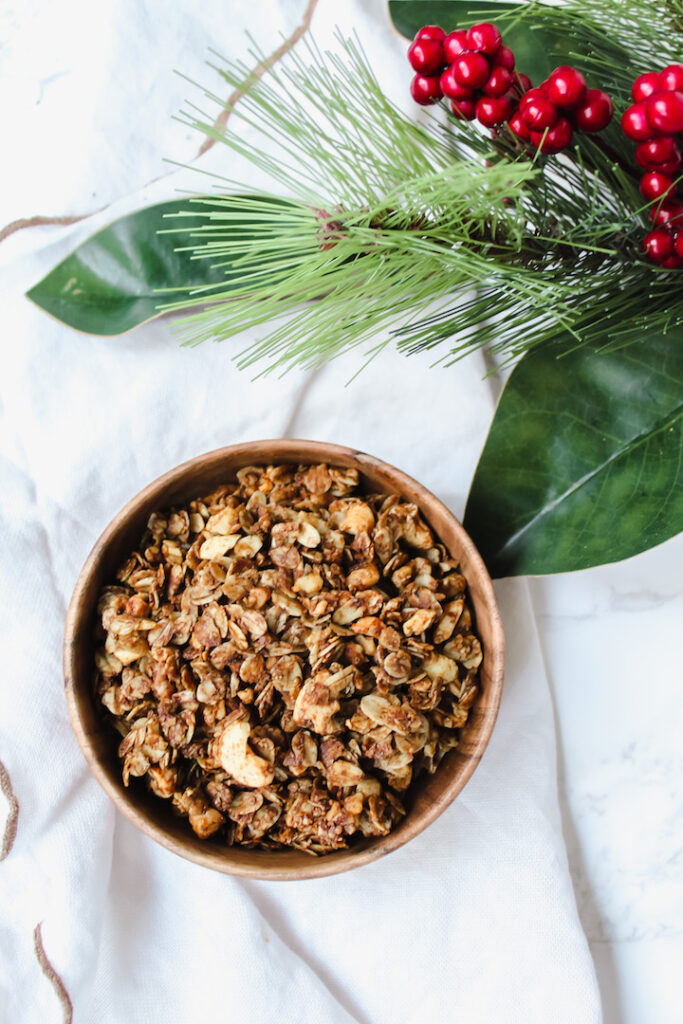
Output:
[{"xmin": 162, "ymin": 4, "xmax": 683, "ymax": 374}]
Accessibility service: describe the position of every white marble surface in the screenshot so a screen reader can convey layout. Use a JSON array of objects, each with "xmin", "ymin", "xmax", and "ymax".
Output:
[
  {"xmin": 2, "ymin": 1, "xmax": 682, "ymax": 1020},
  {"xmin": 530, "ymin": 535, "xmax": 683, "ymax": 1024}
]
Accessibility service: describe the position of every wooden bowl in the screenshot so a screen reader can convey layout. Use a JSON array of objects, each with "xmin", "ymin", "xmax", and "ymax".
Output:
[{"xmin": 64, "ymin": 440, "xmax": 504, "ymax": 879}]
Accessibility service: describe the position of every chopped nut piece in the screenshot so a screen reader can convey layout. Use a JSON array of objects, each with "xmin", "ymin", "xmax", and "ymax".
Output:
[
  {"xmin": 403, "ymin": 608, "xmax": 438, "ymax": 636},
  {"xmin": 347, "ymin": 564, "xmax": 380, "ymax": 590},
  {"xmin": 148, "ymin": 765, "xmax": 179, "ymax": 799},
  {"xmin": 303, "ymin": 464, "xmax": 331, "ymax": 494},
  {"xmin": 351, "ymin": 616, "xmax": 384, "ymax": 638},
  {"xmin": 333, "ymin": 601, "xmax": 364, "ymax": 625},
  {"xmin": 340, "ymin": 502, "xmax": 376, "ymax": 535},
  {"xmin": 206, "ymin": 507, "xmax": 240, "ymax": 535},
  {"xmin": 292, "ymin": 570, "xmax": 323, "ymax": 595},
  {"xmin": 199, "ymin": 534, "xmax": 240, "ymax": 560},
  {"xmin": 189, "ymin": 802, "xmax": 225, "ymax": 839},
  {"xmin": 327, "ymin": 760, "xmax": 364, "ymax": 787}
]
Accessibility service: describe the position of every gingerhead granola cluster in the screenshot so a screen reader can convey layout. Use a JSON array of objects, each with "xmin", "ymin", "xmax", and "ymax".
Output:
[{"xmin": 95, "ymin": 463, "xmax": 483, "ymax": 854}]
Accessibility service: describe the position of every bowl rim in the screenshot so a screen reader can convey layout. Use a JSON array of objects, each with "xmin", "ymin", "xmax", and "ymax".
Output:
[{"xmin": 64, "ymin": 439, "xmax": 504, "ymax": 880}]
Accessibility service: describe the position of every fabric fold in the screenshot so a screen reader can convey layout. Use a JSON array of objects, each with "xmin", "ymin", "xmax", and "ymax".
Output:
[{"xmin": 1, "ymin": 1, "xmax": 600, "ymax": 1021}]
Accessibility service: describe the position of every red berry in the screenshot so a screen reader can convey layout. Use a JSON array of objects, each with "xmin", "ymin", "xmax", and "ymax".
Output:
[
  {"xmin": 494, "ymin": 45, "xmax": 515, "ymax": 71},
  {"xmin": 513, "ymin": 72, "xmax": 533, "ymax": 94},
  {"xmin": 660, "ymin": 253, "xmax": 683, "ymax": 268},
  {"xmin": 450, "ymin": 98, "xmax": 477, "ymax": 121},
  {"xmin": 650, "ymin": 201, "xmax": 683, "ymax": 226},
  {"xmin": 440, "ymin": 65, "xmax": 474, "ymax": 100},
  {"xmin": 415, "ymin": 25, "xmax": 446, "ymax": 43},
  {"xmin": 475, "ymin": 95, "xmax": 512, "ymax": 127},
  {"xmin": 659, "ymin": 64, "xmax": 683, "ymax": 93},
  {"xmin": 643, "ymin": 228, "xmax": 674, "ymax": 262},
  {"xmin": 646, "ymin": 91, "xmax": 683, "ymax": 133},
  {"xmin": 408, "ymin": 38, "xmax": 445, "ymax": 75},
  {"xmin": 484, "ymin": 66, "xmax": 513, "ymax": 97},
  {"xmin": 675, "ymin": 231, "xmax": 683, "ymax": 257},
  {"xmin": 641, "ymin": 171, "xmax": 676, "ymax": 202},
  {"xmin": 654, "ymin": 155, "xmax": 683, "ymax": 176},
  {"xmin": 410, "ymin": 74, "xmax": 443, "ymax": 105},
  {"xmin": 508, "ymin": 111, "xmax": 530, "ymax": 140},
  {"xmin": 443, "ymin": 30, "xmax": 469, "ymax": 62},
  {"xmin": 547, "ymin": 66, "xmax": 586, "ymax": 108},
  {"xmin": 636, "ymin": 135, "xmax": 678, "ymax": 168},
  {"xmin": 452, "ymin": 52, "xmax": 491, "ymax": 89},
  {"xmin": 573, "ymin": 89, "xmax": 613, "ymax": 132},
  {"xmin": 621, "ymin": 102, "xmax": 656, "ymax": 141},
  {"xmin": 521, "ymin": 93, "xmax": 558, "ymax": 130},
  {"xmin": 636, "ymin": 150, "xmax": 681, "ymax": 174},
  {"xmin": 635, "ymin": 146, "xmax": 658, "ymax": 171},
  {"xmin": 519, "ymin": 87, "xmax": 548, "ymax": 111},
  {"xmin": 632, "ymin": 72, "xmax": 661, "ymax": 103},
  {"xmin": 466, "ymin": 22, "xmax": 502, "ymax": 55},
  {"xmin": 530, "ymin": 117, "xmax": 573, "ymax": 153}
]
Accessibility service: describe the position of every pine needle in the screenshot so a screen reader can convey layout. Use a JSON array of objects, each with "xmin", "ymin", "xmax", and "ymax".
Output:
[{"xmin": 162, "ymin": 2, "xmax": 683, "ymax": 373}]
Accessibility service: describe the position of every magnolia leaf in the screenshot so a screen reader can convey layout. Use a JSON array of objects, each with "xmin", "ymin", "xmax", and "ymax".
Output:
[
  {"xmin": 26, "ymin": 197, "xmax": 297, "ymax": 336},
  {"xmin": 389, "ymin": 1, "xmax": 586, "ymax": 83},
  {"xmin": 464, "ymin": 335, "xmax": 683, "ymax": 576}
]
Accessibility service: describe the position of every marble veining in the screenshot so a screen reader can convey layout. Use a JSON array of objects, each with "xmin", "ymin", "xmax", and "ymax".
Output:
[{"xmin": 530, "ymin": 532, "xmax": 683, "ymax": 1022}]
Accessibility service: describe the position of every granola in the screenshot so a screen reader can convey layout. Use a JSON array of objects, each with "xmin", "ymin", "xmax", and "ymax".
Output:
[{"xmin": 95, "ymin": 463, "xmax": 483, "ymax": 854}]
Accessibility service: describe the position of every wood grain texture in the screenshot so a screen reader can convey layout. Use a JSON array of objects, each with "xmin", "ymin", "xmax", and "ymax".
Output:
[{"xmin": 64, "ymin": 440, "xmax": 504, "ymax": 880}]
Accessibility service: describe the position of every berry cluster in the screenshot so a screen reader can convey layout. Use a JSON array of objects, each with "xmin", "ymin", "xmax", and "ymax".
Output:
[
  {"xmin": 408, "ymin": 23, "xmax": 613, "ymax": 154},
  {"xmin": 408, "ymin": 22, "xmax": 519, "ymax": 127},
  {"xmin": 508, "ymin": 67, "xmax": 613, "ymax": 153},
  {"xmin": 621, "ymin": 64, "xmax": 683, "ymax": 267}
]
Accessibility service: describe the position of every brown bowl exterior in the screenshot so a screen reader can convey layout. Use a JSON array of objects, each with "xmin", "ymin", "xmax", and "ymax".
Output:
[{"xmin": 64, "ymin": 440, "xmax": 504, "ymax": 880}]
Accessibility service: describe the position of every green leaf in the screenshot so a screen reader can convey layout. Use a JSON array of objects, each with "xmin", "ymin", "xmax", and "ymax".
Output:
[
  {"xmin": 388, "ymin": 1, "xmax": 603, "ymax": 84},
  {"xmin": 26, "ymin": 197, "xmax": 297, "ymax": 336},
  {"xmin": 464, "ymin": 335, "xmax": 683, "ymax": 576}
]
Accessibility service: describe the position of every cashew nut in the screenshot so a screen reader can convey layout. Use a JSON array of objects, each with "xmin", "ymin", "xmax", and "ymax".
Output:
[{"xmin": 215, "ymin": 720, "xmax": 275, "ymax": 788}]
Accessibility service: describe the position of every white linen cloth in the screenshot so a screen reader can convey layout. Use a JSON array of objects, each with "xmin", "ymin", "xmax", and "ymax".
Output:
[{"xmin": 0, "ymin": 1, "xmax": 601, "ymax": 1021}]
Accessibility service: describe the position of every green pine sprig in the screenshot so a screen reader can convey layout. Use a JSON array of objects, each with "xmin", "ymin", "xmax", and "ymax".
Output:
[{"xmin": 161, "ymin": 0, "xmax": 683, "ymax": 374}]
